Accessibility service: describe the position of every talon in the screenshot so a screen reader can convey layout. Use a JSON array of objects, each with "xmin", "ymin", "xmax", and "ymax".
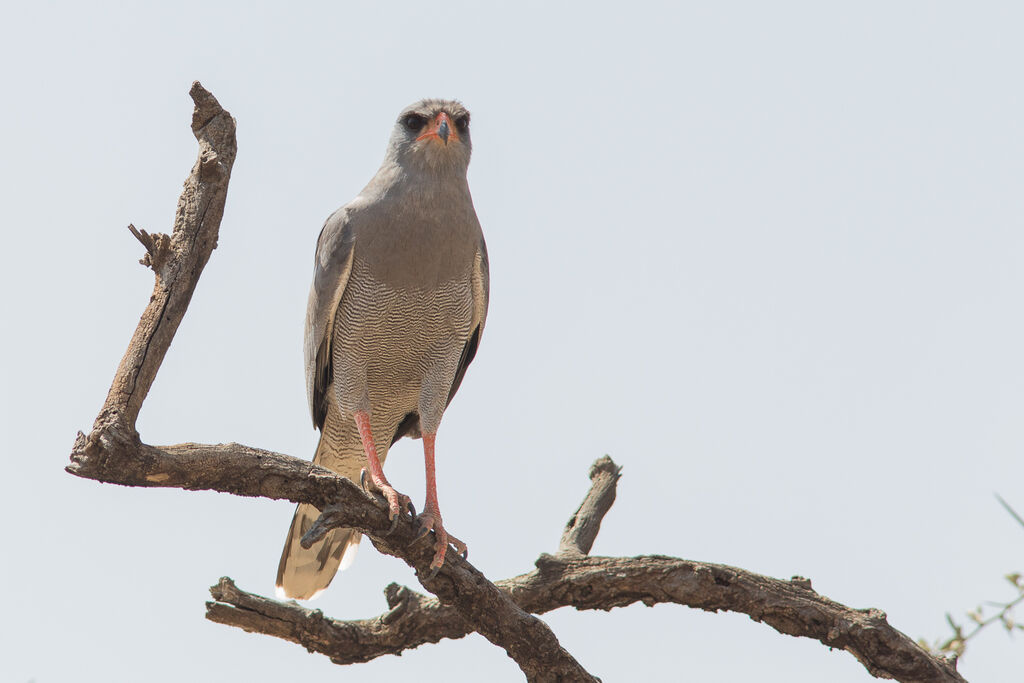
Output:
[
  {"xmin": 446, "ymin": 533, "xmax": 467, "ymax": 562},
  {"xmin": 414, "ymin": 511, "xmax": 435, "ymax": 542},
  {"xmin": 415, "ymin": 510, "xmax": 465, "ymax": 571},
  {"xmin": 407, "ymin": 500, "xmax": 417, "ymax": 519},
  {"xmin": 383, "ymin": 492, "xmax": 412, "ymax": 535},
  {"xmin": 362, "ymin": 477, "xmax": 411, "ymax": 536},
  {"xmin": 430, "ymin": 524, "xmax": 450, "ymax": 569},
  {"xmin": 359, "ymin": 468, "xmax": 370, "ymax": 492},
  {"xmin": 425, "ymin": 564, "xmax": 441, "ymax": 581},
  {"xmin": 415, "ymin": 512, "xmax": 437, "ymax": 536}
]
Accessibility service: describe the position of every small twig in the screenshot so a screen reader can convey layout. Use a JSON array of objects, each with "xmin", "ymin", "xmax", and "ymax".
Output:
[
  {"xmin": 926, "ymin": 495, "xmax": 1024, "ymax": 658},
  {"xmin": 934, "ymin": 591, "xmax": 1024, "ymax": 657},
  {"xmin": 967, "ymin": 593, "xmax": 1024, "ymax": 641},
  {"xmin": 996, "ymin": 493, "xmax": 1024, "ymax": 532},
  {"xmin": 127, "ymin": 224, "xmax": 174, "ymax": 273}
]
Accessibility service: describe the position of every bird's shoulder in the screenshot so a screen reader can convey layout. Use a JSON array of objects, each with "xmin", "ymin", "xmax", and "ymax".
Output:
[{"xmin": 313, "ymin": 199, "xmax": 367, "ymax": 265}]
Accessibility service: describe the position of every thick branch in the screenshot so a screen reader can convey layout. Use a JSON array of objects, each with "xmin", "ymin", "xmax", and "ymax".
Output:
[
  {"xmin": 207, "ymin": 457, "xmax": 963, "ymax": 683},
  {"xmin": 68, "ymin": 432, "xmax": 593, "ymax": 681},
  {"xmin": 98, "ymin": 81, "xmax": 236, "ymax": 431},
  {"xmin": 319, "ymin": 508, "xmax": 596, "ymax": 681},
  {"xmin": 207, "ymin": 577, "xmax": 470, "ymax": 665},
  {"xmin": 68, "ymin": 430, "xmax": 366, "ymax": 510}
]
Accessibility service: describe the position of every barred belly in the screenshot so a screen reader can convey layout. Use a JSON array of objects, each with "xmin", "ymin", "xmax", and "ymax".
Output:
[{"xmin": 330, "ymin": 259, "xmax": 474, "ymax": 442}]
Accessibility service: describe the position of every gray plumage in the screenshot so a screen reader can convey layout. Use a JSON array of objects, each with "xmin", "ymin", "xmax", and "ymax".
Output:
[{"xmin": 277, "ymin": 99, "xmax": 489, "ymax": 600}]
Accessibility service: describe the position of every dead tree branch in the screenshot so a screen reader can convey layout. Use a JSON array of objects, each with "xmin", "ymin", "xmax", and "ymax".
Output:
[
  {"xmin": 93, "ymin": 82, "xmax": 236, "ymax": 434},
  {"xmin": 558, "ymin": 456, "xmax": 621, "ymax": 556},
  {"xmin": 67, "ymin": 84, "xmax": 965, "ymax": 683},
  {"xmin": 207, "ymin": 456, "xmax": 964, "ymax": 683},
  {"xmin": 66, "ymin": 83, "xmax": 593, "ymax": 683}
]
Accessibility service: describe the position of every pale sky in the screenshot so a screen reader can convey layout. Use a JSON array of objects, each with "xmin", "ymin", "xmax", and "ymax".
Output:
[{"xmin": 2, "ymin": 2, "xmax": 1022, "ymax": 681}]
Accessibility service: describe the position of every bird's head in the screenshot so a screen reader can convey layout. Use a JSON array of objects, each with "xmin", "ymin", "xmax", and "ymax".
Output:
[{"xmin": 388, "ymin": 99, "xmax": 472, "ymax": 174}]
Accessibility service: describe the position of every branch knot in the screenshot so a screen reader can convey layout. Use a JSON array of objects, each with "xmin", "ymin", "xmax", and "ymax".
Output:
[{"xmin": 128, "ymin": 224, "xmax": 174, "ymax": 274}]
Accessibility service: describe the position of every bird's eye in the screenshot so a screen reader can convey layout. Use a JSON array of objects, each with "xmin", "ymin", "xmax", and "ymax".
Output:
[
  {"xmin": 454, "ymin": 115, "xmax": 469, "ymax": 133},
  {"xmin": 402, "ymin": 114, "xmax": 427, "ymax": 131}
]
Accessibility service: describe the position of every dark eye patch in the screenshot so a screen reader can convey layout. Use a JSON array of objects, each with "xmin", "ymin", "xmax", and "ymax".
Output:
[{"xmin": 402, "ymin": 113, "xmax": 428, "ymax": 131}]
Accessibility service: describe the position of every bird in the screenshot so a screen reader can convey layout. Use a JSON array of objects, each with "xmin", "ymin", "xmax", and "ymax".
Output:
[{"xmin": 276, "ymin": 99, "xmax": 489, "ymax": 600}]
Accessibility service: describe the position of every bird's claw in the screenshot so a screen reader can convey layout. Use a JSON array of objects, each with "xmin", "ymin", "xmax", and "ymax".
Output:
[
  {"xmin": 359, "ymin": 468, "xmax": 412, "ymax": 535},
  {"xmin": 384, "ymin": 491, "xmax": 413, "ymax": 535},
  {"xmin": 415, "ymin": 511, "xmax": 467, "ymax": 574}
]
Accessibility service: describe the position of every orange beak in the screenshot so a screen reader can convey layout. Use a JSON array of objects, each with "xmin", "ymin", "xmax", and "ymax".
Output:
[{"xmin": 416, "ymin": 112, "xmax": 458, "ymax": 145}]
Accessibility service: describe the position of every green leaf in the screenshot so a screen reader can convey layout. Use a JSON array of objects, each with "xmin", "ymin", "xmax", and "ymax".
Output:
[{"xmin": 945, "ymin": 612, "xmax": 959, "ymax": 630}]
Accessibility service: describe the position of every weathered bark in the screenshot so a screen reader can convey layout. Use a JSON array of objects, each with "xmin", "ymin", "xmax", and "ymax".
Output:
[
  {"xmin": 558, "ymin": 456, "xmax": 621, "ymax": 556},
  {"xmin": 96, "ymin": 82, "xmax": 236, "ymax": 433},
  {"xmin": 68, "ymin": 434, "xmax": 594, "ymax": 681},
  {"xmin": 67, "ymin": 83, "xmax": 965, "ymax": 683},
  {"xmin": 207, "ymin": 456, "xmax": 964, "ymax": 683}
]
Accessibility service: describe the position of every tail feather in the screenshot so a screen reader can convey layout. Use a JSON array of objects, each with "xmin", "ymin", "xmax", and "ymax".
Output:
[
  {"xmin": 275, "ymin": 405, "xmax": 381, "ymax": 600},
  {"xmin": 275, "ymin": 502, "xmax": 360, "ymax": 600}
]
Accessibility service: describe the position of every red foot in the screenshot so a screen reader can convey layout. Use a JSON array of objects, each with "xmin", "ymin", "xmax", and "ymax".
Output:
[
  {"xmin": 353, "ymin": 411, "xmax": 412, "ymax": 533},
  {"xmin": 416, "ymin": 510, "xmax": 467, "ymax": 573},
  {"xmin": 360, "ymin": 468, "xmax": 412, "ymax": 533}
]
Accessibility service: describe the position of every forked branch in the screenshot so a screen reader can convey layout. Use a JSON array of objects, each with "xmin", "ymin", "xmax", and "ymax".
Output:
[
  {"xmin": 207, "ymin": 456, "xmax": 965, "ymax": 683},
  {"xmin": 67, "ymin": 84, "xmax": 964, "ymax": 683},
  {"xmin": 66, "ymin": 83, "xmax": 592, "ymax": 683}
]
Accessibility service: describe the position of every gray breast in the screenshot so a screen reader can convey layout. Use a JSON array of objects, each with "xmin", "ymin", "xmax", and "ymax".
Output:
[{"xmin": 330, "ymin": 258, "xmax": 475, "ymax": 439}]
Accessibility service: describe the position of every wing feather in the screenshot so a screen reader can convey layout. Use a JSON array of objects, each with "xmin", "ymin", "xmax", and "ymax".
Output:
[
  {"xmin": 305, "ymin": 208, "xmax": 356, "ymax": 429},
  {"xmin": 445, "ymin": 240, "xmax": 490, "ymax": 407}
]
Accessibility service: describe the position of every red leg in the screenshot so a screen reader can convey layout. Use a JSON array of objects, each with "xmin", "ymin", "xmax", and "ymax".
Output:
[
  {"xmin": 416, "ymin": 432, "xmax": 466, "ymax": 572},
  {"xmin": 354, "ymin": 410, "xmax": 410, "ymax": 529}
]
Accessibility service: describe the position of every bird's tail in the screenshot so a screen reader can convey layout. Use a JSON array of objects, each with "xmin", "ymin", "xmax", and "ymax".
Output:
[
  {"xmin": 275, "ymin": 502, "xmax": 359, "ymax": 600},
  {"xmin": 276, "ymin": 413, "xmax": 371, "ymax": 600}
]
